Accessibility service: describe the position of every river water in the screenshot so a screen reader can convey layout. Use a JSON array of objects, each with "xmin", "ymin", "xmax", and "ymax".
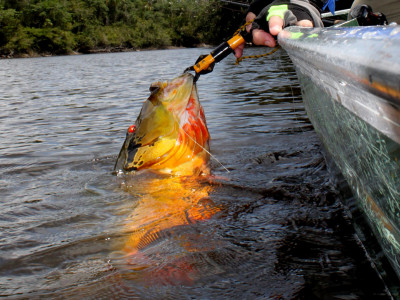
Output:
[{"xmin": 0, "ymin": 48, "xmax": 393, "ymax": 299}]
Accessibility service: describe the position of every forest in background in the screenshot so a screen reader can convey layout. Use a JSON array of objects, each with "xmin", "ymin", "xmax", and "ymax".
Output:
[{"xmin": 0, "ymin": 0, "xmax": 248, "ymax": 57}]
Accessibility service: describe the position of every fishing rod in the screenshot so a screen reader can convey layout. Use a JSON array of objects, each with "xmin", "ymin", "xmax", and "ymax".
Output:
[
  {"xmin": 218, "ymin": 0, "xmax": 250, "ymax": 8},
  {"xmin": 183, "ymin": 2, "xmax": 254, "ymax": 81},
  {"xmin": 184, "ymin": 25, "xmax": 253, "ymax": 81}
]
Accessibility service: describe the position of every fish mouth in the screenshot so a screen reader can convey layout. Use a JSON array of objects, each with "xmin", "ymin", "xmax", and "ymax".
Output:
[
  {"xmin": 152, "ymin": 73, "xmax": 194, "ymax": 95},
  {"xmin": 167, "ymin": 73, "xmax": 194, "ymax": 104},
  {"xmin": 175, "ymin": 72, "xmax": 194, "ymax": 86}
]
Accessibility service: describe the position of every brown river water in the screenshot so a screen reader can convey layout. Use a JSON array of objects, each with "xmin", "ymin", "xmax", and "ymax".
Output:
[{"xmin": 0, "ymin": 48, "xmax": 396, "ymax": 299}]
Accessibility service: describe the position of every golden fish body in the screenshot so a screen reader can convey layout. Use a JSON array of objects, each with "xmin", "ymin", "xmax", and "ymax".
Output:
[
  {"xmin": 121, "ymin": 176, "xmax": 219, "ymax": 255},
  {"xmin": 115, "ymin": 73, "xmax": 210, "ymax": 176}
]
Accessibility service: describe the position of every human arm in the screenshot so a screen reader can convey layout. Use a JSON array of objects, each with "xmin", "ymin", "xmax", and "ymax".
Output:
[{"xmin": 234, "ymin": 0, "xmax": 323, "ymax": 58}]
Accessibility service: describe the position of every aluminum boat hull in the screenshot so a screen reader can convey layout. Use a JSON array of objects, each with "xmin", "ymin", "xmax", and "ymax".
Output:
[{"xmin": 279, "ymin": 26, "xmax": 400, "ymax": 278}]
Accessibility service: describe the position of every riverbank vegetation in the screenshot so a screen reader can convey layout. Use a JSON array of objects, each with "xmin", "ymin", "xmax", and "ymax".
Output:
[{"xmin": 0, "ymin": 0, "xmax": 247, "ymax": 57}]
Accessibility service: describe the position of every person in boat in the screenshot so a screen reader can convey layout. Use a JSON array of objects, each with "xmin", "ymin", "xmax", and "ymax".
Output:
[
  {"xmin": 234, "ymin": 0, "xmax": 396, "ymax": 59},
  {"xmin": 234, "ymin": 0, "xmax": 325, "ymax": 59}
]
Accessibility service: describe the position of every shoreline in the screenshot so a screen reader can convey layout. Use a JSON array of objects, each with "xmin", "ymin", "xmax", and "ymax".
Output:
[{"xmin": 0, "ymin": 44, "xmax": 213, "ymax": 59}]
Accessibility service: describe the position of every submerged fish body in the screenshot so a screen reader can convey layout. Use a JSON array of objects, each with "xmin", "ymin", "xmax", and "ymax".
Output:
[
  {"xmin": 115, "ymin": 73, "xmax": 210, "ymax": 176},
  {"xmin": 113, "ymin": 175, "xmax": 222, "ymax": 285}
]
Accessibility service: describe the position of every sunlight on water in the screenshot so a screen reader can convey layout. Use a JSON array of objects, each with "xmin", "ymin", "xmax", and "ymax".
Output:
[{"xmin": 0, "ymin": 49, "xmax": 394, "ymax": 299}]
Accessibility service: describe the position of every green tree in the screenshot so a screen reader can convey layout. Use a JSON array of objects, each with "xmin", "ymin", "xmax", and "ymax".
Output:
[
  {"xmin": 0, "ymin": 9, "xmax": 21, "ymax": 47},
  {"xmin": 0, "ymin": 0, "xmax": 247, "ymax": 57}
]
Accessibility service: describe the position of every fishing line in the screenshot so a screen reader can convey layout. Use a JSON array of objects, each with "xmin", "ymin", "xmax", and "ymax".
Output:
[
  {"xmin": 233, "ymin": 19, "xmax": 281, "ymax": 65},
  {"xmin": 277, "ymin": 47, "xmax": 306, "ymax": 135},
  {"xmin": 180, "ymin": 125, "xmax": 231, "ymax": 173}
]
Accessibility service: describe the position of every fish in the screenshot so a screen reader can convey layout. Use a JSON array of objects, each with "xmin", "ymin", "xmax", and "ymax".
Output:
[
  {"xmin": 110, "ymin": 73, "xmax": 222, "ymax": 285},
  {"xmin": 114, "ymin": 72, "xmax": 210, "ymax": 177}
]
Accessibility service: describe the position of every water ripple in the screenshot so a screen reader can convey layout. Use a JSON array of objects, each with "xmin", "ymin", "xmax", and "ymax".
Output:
[{"xmin": 0, "ymin": 49, "xmax": 394, "ymax": 299}]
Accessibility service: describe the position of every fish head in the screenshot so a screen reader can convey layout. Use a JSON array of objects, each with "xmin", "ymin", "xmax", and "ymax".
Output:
[{"xmin": 115, "ymin": 73, "xmax": 210, "ymax": 176}]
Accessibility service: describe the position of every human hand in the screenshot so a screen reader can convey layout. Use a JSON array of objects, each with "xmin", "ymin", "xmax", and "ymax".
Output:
[{"xmin": 234, "ymin": 0, "xmax": 321, "ymax": 58}]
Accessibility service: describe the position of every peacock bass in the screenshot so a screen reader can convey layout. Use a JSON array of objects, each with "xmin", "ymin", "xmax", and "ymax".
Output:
[
  {"xmin": 112, "ymin": 73, "xmax": 220, "ymax": 284},
  {"xmin": 114, "ymin": 72, "xmax": 210, "ymax": 177}
]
